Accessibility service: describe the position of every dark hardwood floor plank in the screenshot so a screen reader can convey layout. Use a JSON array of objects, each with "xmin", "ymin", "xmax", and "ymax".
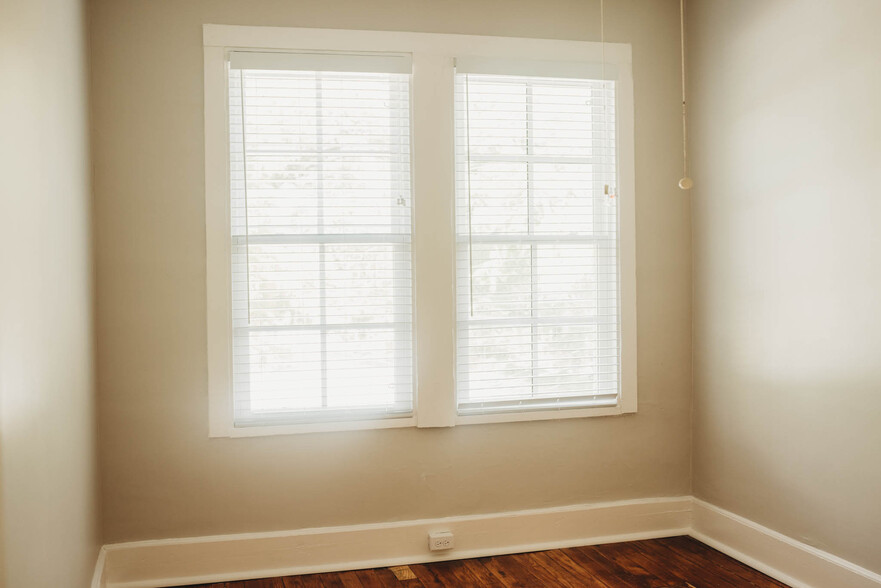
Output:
[
  {"xmin": 537, "ymin": 548, "xmax": 616, "ymax": 588},
  {"xmin": 244, "ymin": 577, "xmax": 286, "ymax": 588},
  {"xmin": 410, "ymin": 559, "xmax": 478, "ymax": 587},
  {"xmin": 628, "ymin": 539, "xmax": 744, "ymax": 588},
  {"xmin": 459, "ymin": 558, "xmax": 507, "ymax": 586},
  {"xmin": 335, "ymin": 570, "xmax": 364, "ymax": 588},
  {"xmin": 580, "ymin": 540, "xmax": 704, "ymax": 587},
  {"xmin": 351, "ymin": 569, "xmax": 389, "ymax": 588},
  {"xmin": 279, "ymin": 576, "xmax": 305, "ymax": 588},
  {"xmin": 479, "ymin": 553, "xmax": 546, "ymax": 587},
  {"xmin": 426, "ymin": 558, "xmax": 489, "ymax": 586},
  {"xmin": 285, "ymin": 570, "xmax": 344, "ymax": 588},
  {"xmin": 407, "ymin": 562, "xmax": 447, "ymax": 588},
  {"xmin": 562, "ymin": 544, "xmax": 657, "ymax": 587},
  {"xmin": 503, "ymin": 553, "xmax": 567, "ymax": 587},
  {"xmin": 653, "ymin": 536, "xmax": 788, "ymax": 588},
  {"xmin": 674, "ymin": 534, "xmax": 789, "ymax": 585},
  {"xmin": 521, "ymin": 550, "xmax": 599, "ymax": 588}
]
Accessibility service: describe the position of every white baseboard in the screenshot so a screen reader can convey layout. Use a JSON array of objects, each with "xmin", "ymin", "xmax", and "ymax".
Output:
[
  {"xmin": 91, "ymin": 546, "xmax": 107, "ymax": 588},
  {"xmin": 91, "ymin": 497, "xmax": 881, "ymax": 588},
  {"xmin": 691, "ymin": 499, "xmax": 881, "ymax": 588},
  {"xmin": 99, "ymin": 496, "xmax": 691, "ymax": 588}
]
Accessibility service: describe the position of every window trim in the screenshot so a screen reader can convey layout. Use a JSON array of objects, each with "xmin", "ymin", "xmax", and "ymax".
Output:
[{"xmin": 204, "ymin": 24, "xmax": 637, "ymax": 437}]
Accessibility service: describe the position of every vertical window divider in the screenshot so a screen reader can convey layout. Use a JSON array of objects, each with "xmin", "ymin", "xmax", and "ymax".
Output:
[{"xmin": 412, "ymin": 52, "xmax": 457, "ymax": 427}]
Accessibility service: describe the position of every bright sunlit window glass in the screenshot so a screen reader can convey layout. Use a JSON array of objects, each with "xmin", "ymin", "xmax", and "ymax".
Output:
[
  {"xmin": 454, "ymin": 69, "xmax": 620, "ymax": 416},
  {"xmin": 228, "ymin": 52, "xmax": 414, "ymax": 427}
]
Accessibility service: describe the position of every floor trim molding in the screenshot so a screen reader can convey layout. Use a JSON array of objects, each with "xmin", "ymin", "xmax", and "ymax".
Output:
[
  {"xmin": 91, "ymin": 546, "xmax": 107, "ymax": 588},
  {"xmin": 93, "ymin": 497, "xmax": 881, "ymax": 588},
  {"xmin": 99, "ymin": 497, "xmax": 691, "ymax": 588},
  {"xmin": 690, "ymin": 499, "xmax": 881, "ymax": 588}
]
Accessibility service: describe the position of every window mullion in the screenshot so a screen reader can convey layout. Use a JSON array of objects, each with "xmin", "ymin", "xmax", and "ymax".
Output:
[{"xmin": 412, "ymin": 53, "xmax": 457, "ymax": 427}]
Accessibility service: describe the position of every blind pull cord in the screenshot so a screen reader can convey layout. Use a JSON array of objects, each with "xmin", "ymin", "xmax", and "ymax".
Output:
[{"xmin": 679, "ymin": 0, "xmax": 694, "ymax": 190}]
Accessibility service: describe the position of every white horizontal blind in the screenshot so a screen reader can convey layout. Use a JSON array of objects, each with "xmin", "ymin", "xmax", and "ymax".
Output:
[
  {"xmin": 454, "ymin": 70, "xmax": 620, "ymax": 416},
  {"xmin": 228, "ymin": 52, "xmax": 414, "ymax": 427}
]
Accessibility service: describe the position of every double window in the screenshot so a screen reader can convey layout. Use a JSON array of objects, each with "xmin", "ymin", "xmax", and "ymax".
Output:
[{"xmin": 204, "ymin": 26, "xmax": 636, "ymax": 436}]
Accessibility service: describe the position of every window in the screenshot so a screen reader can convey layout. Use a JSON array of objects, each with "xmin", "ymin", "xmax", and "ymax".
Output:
[
  {"xmin": 454, "ymin": 64, "xmax": 620, "ymax": 416},
  {"xmin": 204, "ymin": 26, "xmax": 636, "ymax": 436},
  {"xmin": 227, "ymin": 52, "xmax": 413, "ymax": 428}
]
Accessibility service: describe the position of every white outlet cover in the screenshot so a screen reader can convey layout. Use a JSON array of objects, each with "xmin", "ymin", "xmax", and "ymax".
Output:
[{"xmin": 428, "ymin": 530, "xmax": 454, "ymax": 551}]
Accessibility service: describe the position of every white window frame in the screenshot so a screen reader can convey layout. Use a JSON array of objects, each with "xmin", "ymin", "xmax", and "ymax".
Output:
[{"xmin": 204, "ymin": 24, "xmax": 637, "ymax": 437}]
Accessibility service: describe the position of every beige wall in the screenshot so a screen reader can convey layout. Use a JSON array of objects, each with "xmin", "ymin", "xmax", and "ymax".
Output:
[
  {"xmin": 0, "ymin": 0, "xmax": 100, "ymax": 585},
  {"xmin": 689, "ymin": 0, "xmax": 881, "ymax": 574},
  {"xmin": 90, "ymin": 0, "xmax": 692, "ymax": 543}
]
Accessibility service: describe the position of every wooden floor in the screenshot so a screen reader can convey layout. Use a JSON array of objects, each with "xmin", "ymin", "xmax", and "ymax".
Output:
[
  {"xmin": 181, "ymin": 536, "xmax": 788, "ymax": 587},
  {"xmin": 180, "ymin": 536, "xmax": 788, "ymax": 587}
]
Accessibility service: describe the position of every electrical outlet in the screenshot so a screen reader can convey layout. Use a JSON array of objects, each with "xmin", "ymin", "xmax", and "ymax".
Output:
[{"xmin": 428, "ymin": 530, "xmax": 454, "ymax": 551}]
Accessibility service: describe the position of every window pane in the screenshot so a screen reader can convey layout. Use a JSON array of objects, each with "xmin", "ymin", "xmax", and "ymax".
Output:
[
  {"xmin": 229, "ymin": 61, "xmax": 413, "ymax": 426},
  {"xmin": 455, "ymin": 71, "xmax": 620, "ymax": 415}
]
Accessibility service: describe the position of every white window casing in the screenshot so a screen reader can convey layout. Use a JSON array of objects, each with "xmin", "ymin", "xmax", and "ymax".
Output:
[{"xmin": 204, "ymin": 25, "xmax": 636, "ymax": 436}]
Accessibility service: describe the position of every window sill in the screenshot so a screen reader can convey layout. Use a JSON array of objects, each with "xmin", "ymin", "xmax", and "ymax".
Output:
[
  {"xmin": 455, "ymin": 404, "xmax": 632, "ymax": 426},
  {"xmin": 213, "ymin": 416, "xmax": 417, "ymax": 438},
  {"xmin": 211, "ymin": 403, "xmax": 636, "ymax": 438}
]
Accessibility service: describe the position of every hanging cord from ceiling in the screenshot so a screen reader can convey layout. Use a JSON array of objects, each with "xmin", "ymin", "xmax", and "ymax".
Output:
[{"xmin": 679, "ymin": 0, "xmax": 693, "ymax": 190}]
